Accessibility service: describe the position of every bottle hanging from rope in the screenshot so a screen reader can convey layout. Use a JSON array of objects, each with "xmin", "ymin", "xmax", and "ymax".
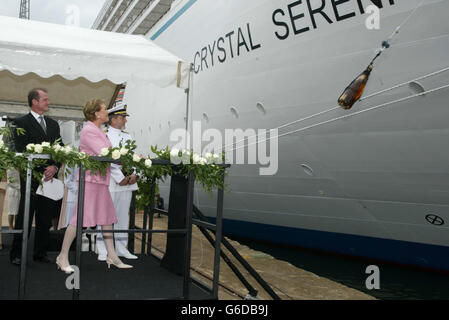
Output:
[{"xmin": 338, "ymin": 63, "xmax": 373, "ymax": 110}]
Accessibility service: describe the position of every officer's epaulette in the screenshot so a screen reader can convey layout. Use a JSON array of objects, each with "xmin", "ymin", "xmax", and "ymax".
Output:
[
  {"xmin": 121, "ymin": 130, "xmax": 129, "ymax": 134},
  {"xmin": 104, "ymin": 129, "xmax": 108, "ymax": 133}
]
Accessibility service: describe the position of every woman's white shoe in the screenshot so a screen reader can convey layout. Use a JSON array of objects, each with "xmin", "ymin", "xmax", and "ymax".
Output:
[
  {"xmin": 56, "ymin": 255, "xmax": 75, "ymax": 274},
  {"xmin": 106, "ymin": 257, "xmax": 133, "ymax": 269}
]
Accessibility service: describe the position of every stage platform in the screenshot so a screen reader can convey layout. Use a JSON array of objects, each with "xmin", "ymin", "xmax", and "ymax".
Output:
[{"xmin": 0, "ymin": 231, "xmax": 212, "ymax": 300}]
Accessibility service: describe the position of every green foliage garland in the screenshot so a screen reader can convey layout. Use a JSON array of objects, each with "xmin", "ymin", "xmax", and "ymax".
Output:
[{"xmin": 0, "ymin": 127, "xmax": 228, "ymax": 207}]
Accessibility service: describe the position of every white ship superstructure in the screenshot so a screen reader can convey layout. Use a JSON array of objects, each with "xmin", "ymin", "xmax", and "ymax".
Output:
[{"xmin": 93, "ymin": 0, "xmax": 449, "ymax": 272}]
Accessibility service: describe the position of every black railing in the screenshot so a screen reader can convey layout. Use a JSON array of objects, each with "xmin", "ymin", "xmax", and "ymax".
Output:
[
  {"xmin": 130, "ymin": 167, "xmax": 229, "ymax": 300},
  {"xmin": 140, "ymin": 172, "xmax": 280, "ymax": 300},
  {"xmin": 192, "ymin": 206, "xmax": 281, "ymax": 300},
  {"xmin": 1, "ymin": 154, "xmax": 229, "ymax": 300}
]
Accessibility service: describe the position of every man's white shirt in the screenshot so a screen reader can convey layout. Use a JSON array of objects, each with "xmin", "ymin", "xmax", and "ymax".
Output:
[
  {"xmin": 30, "ymin": 110, "xmax": 46, "ymax": 127},
  {"xmin": 107, "ymin": 126, "xmax": 138, "ymax": 192}
]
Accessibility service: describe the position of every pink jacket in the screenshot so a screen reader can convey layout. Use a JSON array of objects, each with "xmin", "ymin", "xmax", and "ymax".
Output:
[{"xmin": 79, "ymin": 121, "xmax": 111, "ymax": 185}]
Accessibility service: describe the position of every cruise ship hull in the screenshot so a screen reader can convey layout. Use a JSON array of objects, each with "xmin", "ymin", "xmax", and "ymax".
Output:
[{"xmin": 102, "ymin": 0, "xmax": 449, "ymax": 271}]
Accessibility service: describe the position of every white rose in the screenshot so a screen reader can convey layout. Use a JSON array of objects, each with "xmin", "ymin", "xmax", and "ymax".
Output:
[
  {"xmin": 170, "ymin": 148, "xmax": 180, "ymax": 157},
  {"xmin": 145, "ymin": 159, "xmax": 152, "ymax": 168},
  {"xmin": 78, "ymin": 152, "xmax": 87, "ymax": 159},
  {"xmin": 199, "ymin": 157, "xmax": 207, "ymax": 165},
  {"xmin": 212, "ymin": 153, "xmax": 222, "ymax": 164},
  {"xmin": 181, "ymin": 151, "xmax": 191, "ymax": 164},
  {"xmin": 53, "ymin": 144, "xmax": 62, "ymax": 152},
  {"xmin": 26, "ymin": 143, "xmax": 35, "ymax": 151},
  {"xmin": 111, "ymin": 150, "xmax": 121, "ymax": 160},
  {"xmin": 0, "ymin": 140, "xmax": 4, "ymax": 148},
  {"xmin": 120, "ymin": 147, "xmax": 128, "ymax": 155},
  {"xmin": 192, "ymin": 154, "xmax": 201, "ymax": 164},
  {"xmin": 204, "ymin": 152, "xmax": 214, "ymax": 164},
  {"xmin": 100, "ymin": 148, "xmax": 109, "ymax": 156},
  {"xmin": 170, "ymin": 148, "xmax": 181, "ymax": 164},
  {"xmin": 34, "ymin": 144, "xmax": 43, "ymax": 153},
  {"xmin": 133, "ymin": 154, "xmax": 141, "ymax": 162},
  {"xmin": 41, "ymin": 142, "xmax": 50, "ymax": 147},
  {"xmin": 64, "ymin": 146, "xmax": 72, "ymax": 153}
]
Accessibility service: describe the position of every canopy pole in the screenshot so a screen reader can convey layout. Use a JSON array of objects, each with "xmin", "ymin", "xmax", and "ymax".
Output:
[
  {"xmin": 108, "ymin": 84, "xmax": 124, "ymax": 109},
  {"xmin": 185, "ymin": 63, "xmax": 194, "ymax": 150}
]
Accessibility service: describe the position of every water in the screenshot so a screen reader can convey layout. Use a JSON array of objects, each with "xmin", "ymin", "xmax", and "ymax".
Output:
[{"xmin": 231, "ymin": 238, "xmax": 449, "ymax": 300}]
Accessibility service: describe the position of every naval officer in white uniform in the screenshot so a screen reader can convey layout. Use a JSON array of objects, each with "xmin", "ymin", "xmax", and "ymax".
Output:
[{"xmin": 96, "ymin": 103, "xmax": 138, "ymax": 261}]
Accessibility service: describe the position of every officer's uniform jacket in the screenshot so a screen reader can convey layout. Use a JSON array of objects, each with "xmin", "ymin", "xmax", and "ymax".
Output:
[{"xmin": 107, "ymin": 126, "xmax": 138, "ymax": 193}]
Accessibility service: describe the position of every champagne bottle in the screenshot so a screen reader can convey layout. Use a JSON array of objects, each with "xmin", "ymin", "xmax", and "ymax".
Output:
[{"xmin": 338, "ymin": 64, "xmax": 373, "ymax": 110}]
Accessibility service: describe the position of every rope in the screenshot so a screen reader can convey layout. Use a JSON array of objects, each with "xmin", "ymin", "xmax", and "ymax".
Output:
[
  {"xmin": 227, "ymin": 83, "xmax": 449, "ymax": 153},
  {"xmin": 360, "ymin": 66, "xmax": 449, "ymax": 101},
  {"xmin": 214, "ymin": 0, "xmax": 431, "ymax": 154},
  {"xmin": 370, "ymin": 0, "xmax": 425, "ymax": 65},
  {"xmin": 215, "ymin": 65, "xmax": 449, "ymax": 154}
]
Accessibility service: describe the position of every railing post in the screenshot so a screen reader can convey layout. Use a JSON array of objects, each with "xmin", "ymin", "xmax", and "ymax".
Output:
[
  {"xmin": 212, "ymin": 170, "xmax": 225, "ymax": 299},
  {"xmin": 141, "ymin": 204, "xmax": 148, "ymax": 255},
  {"xmin": 128, "ymin": 191, "xmax": 137, "ymax": 253},
  {"xmin": 147, "ymin": 179, "xmax": 156, "ymax": 255},
  {"xmin": 18, "ymin": 156, "xmax": 33, "ymax": 299},
  {"xmin": 182, "ymin": 171, "xmax": 194, "ymax": 299},
  {"xmin": 73, "ymin": 164, "xmax": 85, "ymax": 300}
]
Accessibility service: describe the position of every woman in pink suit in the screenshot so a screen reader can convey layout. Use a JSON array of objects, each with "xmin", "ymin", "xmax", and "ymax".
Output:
[{"xmin": 56, "ymin": 99, "xmax": 132, "ymax": 272}]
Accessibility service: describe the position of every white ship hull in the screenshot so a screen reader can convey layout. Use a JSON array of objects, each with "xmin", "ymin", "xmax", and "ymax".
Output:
[{"xmin": 108, "ymin": 0, "xmax": 449, "ymax": 271}]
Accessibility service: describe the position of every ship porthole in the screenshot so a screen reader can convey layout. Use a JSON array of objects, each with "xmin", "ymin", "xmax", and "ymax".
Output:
[
  {"xmin": 256, "ymin": 102, "xmax": 266, "ymax": 115},
  {"xmin": 301, "ymin": 164, "xmax": 314, "ymax": 176},
  {"xmin": 203, "ymin": 113, "xmax": 209, "ymax": 123},
  {"xmin": 168, "ymin": 121, "xmax": 171, "ymax": 128},
  {"xmin": 148, "ymin": 126, "xmax": 151, "ymax": 132},
  {"xmin": 230, "ymin": 107, "xmax": 239, "ymax": 119},
  {"xmin": 409, "ymin": 81, "xmax": 425, "ymax": 95}
]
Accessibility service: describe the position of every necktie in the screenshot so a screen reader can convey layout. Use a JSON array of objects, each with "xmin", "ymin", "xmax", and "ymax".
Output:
[{"xmin": 39, "ymin": 115, "xmax": 47, "ymax": 134}]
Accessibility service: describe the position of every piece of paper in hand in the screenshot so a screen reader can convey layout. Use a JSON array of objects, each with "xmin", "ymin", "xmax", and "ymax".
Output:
[{"xmin": 36, "ymin": 178, "xmax": 64, "ymax": 201}]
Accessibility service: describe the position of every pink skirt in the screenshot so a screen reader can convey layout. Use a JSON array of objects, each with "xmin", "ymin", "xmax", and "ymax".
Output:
[{"xmin": 69, "ymin": 182, "xmax": 117, "ymax": 228}]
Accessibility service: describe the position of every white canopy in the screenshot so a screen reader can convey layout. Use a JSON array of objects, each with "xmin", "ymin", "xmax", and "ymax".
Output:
[
  {"xmin": 0, "ymin": 15, "xmax": 189, "ymax": 88},
  {"xmin": 0, "ymin": 15, "xmax": 190, "ymax": 120}
]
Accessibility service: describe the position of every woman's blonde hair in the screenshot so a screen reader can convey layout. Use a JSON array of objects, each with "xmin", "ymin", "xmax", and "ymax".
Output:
[{"xmin": 83, "ymin": 99, "xmax": 105, "ymax": 121}]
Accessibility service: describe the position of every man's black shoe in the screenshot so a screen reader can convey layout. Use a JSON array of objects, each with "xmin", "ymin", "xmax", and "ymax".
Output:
[
  {"xmin": 10, "ymin": 257, "xmax": 21, "ymax": 266},
  {"xmin": 33, "ymin": 256, "xmax": 53, "ymax": 263}
]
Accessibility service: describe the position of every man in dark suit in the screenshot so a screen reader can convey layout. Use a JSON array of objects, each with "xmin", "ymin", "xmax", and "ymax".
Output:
[{"xmin": 10, "ymin": 88, "xmax": 62, "ymax": 265}]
